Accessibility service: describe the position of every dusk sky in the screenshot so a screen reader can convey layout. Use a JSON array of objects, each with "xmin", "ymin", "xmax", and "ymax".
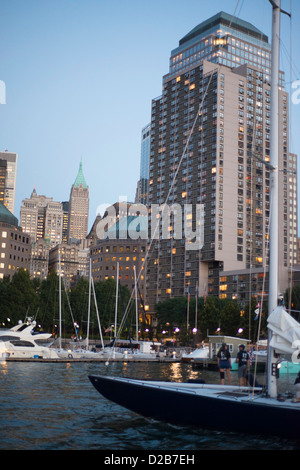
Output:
[{"xmin": 1, "ymin": 0, "xmax": 299, "ymax": 229}]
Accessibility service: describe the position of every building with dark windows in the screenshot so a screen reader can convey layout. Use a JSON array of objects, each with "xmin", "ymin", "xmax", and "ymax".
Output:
[
  {"xmin": 135, "ymin": 123, "xmax": 151, "ymax": 205},
  {"xmin": 0, "ymin": 151, "xmax": 18, "ymax": 215},
  {"xmin": 0, "ymin": 202, "xmax": 31, "ymax": 279},
  {"xmin": 145, "ymin": 11, "xmax": 297, "ymax": 316}
]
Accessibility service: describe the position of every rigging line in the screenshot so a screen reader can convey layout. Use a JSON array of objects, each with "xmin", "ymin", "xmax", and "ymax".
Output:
[
  {"xmin": 116, "ymin": 72, "xmax": 215, "ymax": 340},
  {"xmin": 63, "ymin": 283, "xmax": 79, "ymax": 340},
  {"xmin": 251, "ymin": 193, "xmax": 271, "ymax": 399},
  {"xmin": 249, "ymin": 108, "xmax": 273, "ymax": 396},
  {"xmin": 134, "ymin": 71, "xmax": 214, "ymax": 285},
  {"xmin": 228, "ymin": 0, "xmax": 242, "ymax": 28},
  {"xmin": 252, "ymin": 158, "xmax": 275, "ymax": 397},
  {"xmin": 285, "ymin": 0, "xmax": 295, "ymax": 314},
  {"xmin": 280, "ymin": 39, "xmax": 299, "ymax": 83}
]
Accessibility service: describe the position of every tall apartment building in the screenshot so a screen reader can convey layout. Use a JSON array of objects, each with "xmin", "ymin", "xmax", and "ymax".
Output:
[
  {"xmin": 135, "ymin": 124, "xmax": 151, "ymax": 205},
  {"xmin": 146, "ymin": 11, "xmax": 297, "ymax": 313},
  {"xmin": 0, "ymin": 151, "xmax": 17, "ymax": 214},
  {"xmin": 20, "ymin": 188, "xmax": 63, "ymax": 248},
  {"xmin": 68, "ymin": 162, "xmax": 89, "ymax": 243}
]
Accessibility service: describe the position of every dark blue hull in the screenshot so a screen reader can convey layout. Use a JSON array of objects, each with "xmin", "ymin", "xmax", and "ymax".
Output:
[{"xmin": 89, "ymin": 375, "xmax": 300, "ymax": 439}]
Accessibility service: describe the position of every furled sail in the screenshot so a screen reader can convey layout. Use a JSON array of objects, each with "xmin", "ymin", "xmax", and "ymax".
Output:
[{"xmin": 267, "ymin": 306, "xmax": 300, "ymax": 360}]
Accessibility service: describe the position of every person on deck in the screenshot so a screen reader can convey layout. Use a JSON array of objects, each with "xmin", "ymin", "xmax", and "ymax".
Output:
[
  {"xmin": 217, "ymin": 343, "xmax": 232, "ymax": 385},
  {"xmin": 293, "ymin": 371, "xmax": 300, "ymax": 402},
  {"xmin": 236, "ymin": 344, "xmax": 250, "ymax": 386}
]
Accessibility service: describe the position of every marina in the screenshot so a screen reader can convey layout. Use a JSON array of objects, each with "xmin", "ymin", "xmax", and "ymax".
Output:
[{"xmin": 1, "ymin": 0, "xmax": 300, "ymax": 453}]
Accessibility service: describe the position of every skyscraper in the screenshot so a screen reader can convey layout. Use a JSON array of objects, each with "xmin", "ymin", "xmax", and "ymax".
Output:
[
  {"xmin": 135, "ymin": 124, "xmax": 151, "ymax": 205},
  {"xmin": 68, "ymin": 162, "xmax": 89, "ymax": 243},
  {"xmin": 146, "ymin": 11, "xmax": 297, "ymax": 314},
  {"xmin": 0, "ymin": 151, "xmax": 17, "ymax": 214},
  {"xmin": 20, "ymin": 188, "xmax": 63, "ymax": 248}
]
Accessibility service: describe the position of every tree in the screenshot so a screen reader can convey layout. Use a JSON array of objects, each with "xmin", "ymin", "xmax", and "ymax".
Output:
[
  {"xmin": 8, "ymin": 269, "xmax": 38, "ymax": 324},
  {"xmin": 69, "ymin": 276, "xmax": 89, "ymax": 337},
  {"xmin": 198, "ymin": 296, "xmax": 220, "ymax": 337},
  {"xmin": 156, "ymin": 297, "xmax": 188, "ymax": 333},
  {"xmin": 0, "ymin": 275, "xmax": 13, "ymax": 323},
  {"xmin": 220, "ymin": 300, "xmax": 242, "ymax": 337}
]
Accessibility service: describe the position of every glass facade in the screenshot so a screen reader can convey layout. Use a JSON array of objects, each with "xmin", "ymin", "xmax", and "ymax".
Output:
[{"xmin": 167, "ymin": 12, "xmax": 284, "ymax": 87}]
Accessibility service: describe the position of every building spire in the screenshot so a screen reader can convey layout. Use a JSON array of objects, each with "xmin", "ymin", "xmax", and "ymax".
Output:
[{"xmin": 74, "ymin": 161, "xmax": 87, "ymax": 188}]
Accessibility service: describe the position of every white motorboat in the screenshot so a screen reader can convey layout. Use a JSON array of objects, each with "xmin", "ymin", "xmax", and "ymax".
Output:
[
  {"xmin": 181, "ymin": 346, "xmax": 209, "ymax": 363},
  {"xmin": 0, "ymin": 318, "xmax": 59, "ymax": 359},
  {"xmin": 0, "ymin": 317, "xmax": 53, "ymax": 343}
]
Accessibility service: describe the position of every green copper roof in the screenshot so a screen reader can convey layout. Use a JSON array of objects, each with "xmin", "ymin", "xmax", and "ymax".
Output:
[
  {"xmin": 0, "ymin": 202, "xmax": 18, "ymax": 227},
  {"xmin": 74, "ymin": 162, "xmax": 88, "ymax": 188}
]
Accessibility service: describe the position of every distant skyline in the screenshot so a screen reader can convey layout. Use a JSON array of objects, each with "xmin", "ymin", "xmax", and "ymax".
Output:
[{"xmin": 1, "ymin": 0, "xmax": 299, "ymax": 230}]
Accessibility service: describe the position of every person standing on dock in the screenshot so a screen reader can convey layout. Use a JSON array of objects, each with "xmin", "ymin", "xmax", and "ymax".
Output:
[
  {"xmin": 236, "ymin": 344, "xmax": 249, "ymax": 386},
  {"xmin": 217, "ymin": 343, "xmax": 232, "ymax": 385}
]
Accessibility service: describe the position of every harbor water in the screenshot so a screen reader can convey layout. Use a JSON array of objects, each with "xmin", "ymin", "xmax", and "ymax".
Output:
[{"xmin": 1, "ymin": 360, "xmax": 300, "ymax": 450}]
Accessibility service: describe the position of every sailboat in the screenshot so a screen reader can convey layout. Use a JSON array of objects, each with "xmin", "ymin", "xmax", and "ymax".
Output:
[
  {"xmin": 89, "ymin": 1, "xmax": 300, "ymax": 438},
  {"xmin": 53, "ymin": 257, "xmax": 117, "ymax": 359},
  {"xmin": 102, "ymin": 264, "xmax": 161, "ymax": 359}
]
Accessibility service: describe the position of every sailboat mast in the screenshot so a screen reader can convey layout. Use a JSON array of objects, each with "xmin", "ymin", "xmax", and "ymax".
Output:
[
  {"xmin": 91, "ymin": 275, "xmax": 105, "ymax": 350},
  {"xmin": 59, "ymin": 250, "xmax": 62, "ymax": 350},
  {"xmin": 87, "ymin": 257, "xmax": 92, "ymax": 350},
  {"xmin": 114, "ymin": 262, "xmax": 119, "ymax": 337},
  {"xmin": 267, "ymin": 0, "xmax": 280, "ymax": 398},
  {"xmin": 134, "ymin": 265, "xmax": 138, "ymax": 341}
]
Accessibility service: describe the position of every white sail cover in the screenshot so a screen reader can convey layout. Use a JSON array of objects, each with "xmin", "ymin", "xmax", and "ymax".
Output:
[{"xmin": 267, "ymin": 306, "xmax": 300, "ymax": 359}]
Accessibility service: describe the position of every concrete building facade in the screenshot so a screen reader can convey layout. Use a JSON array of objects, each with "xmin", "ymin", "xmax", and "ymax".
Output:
[
  {"xmin": 20, "ymin": 188, "xmax": 63, "ymax": 249},
  {"xmin": 0, "ymin": 151, "xmax": 17, "ymax": 215},
  {"xmin": 0, "ymin": 202, "xmax": 31, "ymax": 279}
]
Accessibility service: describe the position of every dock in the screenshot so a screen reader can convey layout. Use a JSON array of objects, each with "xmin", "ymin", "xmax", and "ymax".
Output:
[{"xmin": 3, "ymin": 356, "xmax": 181, "ymax": 363}]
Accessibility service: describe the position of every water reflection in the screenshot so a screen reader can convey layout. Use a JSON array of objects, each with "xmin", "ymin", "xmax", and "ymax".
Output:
[{"xmin": 1, "ymin": 361, "xmax": 299, "ymax": 450}]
